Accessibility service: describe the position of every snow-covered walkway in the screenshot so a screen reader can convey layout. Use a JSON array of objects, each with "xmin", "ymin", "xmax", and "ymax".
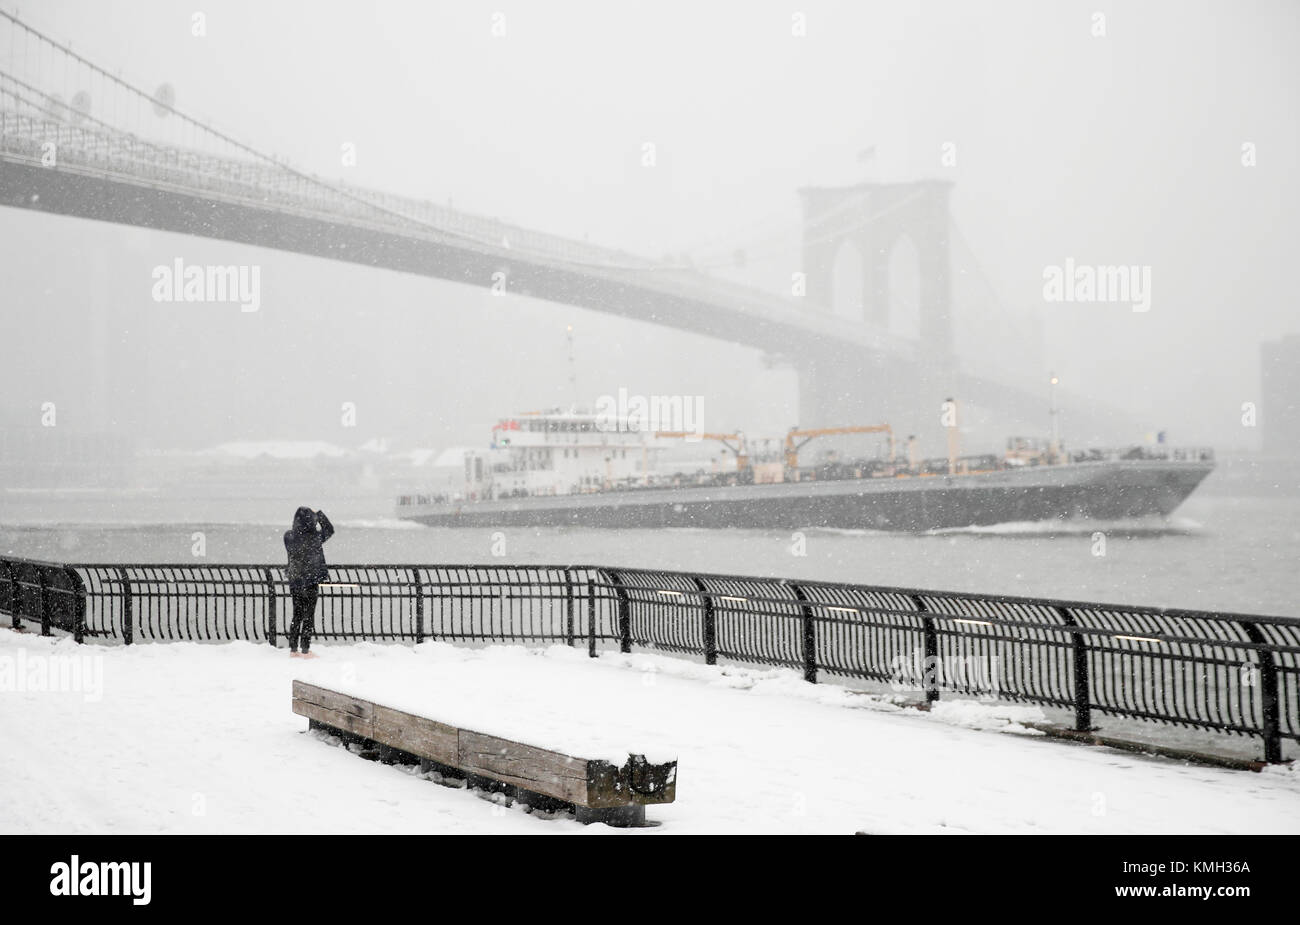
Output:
[{"xmin": 1, "ymin": 628, "xmax": 1296, "ymax": 834}]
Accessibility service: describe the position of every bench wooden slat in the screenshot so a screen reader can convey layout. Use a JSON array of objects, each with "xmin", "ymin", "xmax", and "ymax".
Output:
[
  {"xmin": 458, "ymin": 730, "xmax": 590, "ymax": 805},
  {"xmin": 292, "ymin": 698, "xmax": 375, "ymax": 739},
  {"xmin": 373, "ymin": 704, "xmax": 459, "ymax": 767},
  {"xmin": 293, "ymin": 681, "xmax": 374, "ymax": 722}
]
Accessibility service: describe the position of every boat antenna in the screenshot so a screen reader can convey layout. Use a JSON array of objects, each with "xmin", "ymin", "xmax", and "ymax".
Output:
[{"xmin": 566, "ymin": 324, "xmax": 579, "ymax": 412}]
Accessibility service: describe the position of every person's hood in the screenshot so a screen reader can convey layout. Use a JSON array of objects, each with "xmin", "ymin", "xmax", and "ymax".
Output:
[{"xmin": 291, "ymin": 506, "xmax": 316, "ymax": 534}]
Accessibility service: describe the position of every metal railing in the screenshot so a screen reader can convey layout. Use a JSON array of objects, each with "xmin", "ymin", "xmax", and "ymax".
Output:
[
  {"xmin": 0, "ymin": 556, "xmax": 86, "ymax": 639},
  {"xmin": 2, "ymin": 555, "xmax": 1296, "ymax": 763}
]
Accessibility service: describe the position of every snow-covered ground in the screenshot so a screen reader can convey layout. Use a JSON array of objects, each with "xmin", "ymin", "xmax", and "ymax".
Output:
[{"xmin": 1, "ymin": 627, "xmax": 1296, "ymax": 834}]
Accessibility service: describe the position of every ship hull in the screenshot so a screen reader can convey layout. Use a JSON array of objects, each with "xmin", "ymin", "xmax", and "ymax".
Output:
[{"xmin": 399, "ymin": 460, "xmax": 1214, "ymax": 531}]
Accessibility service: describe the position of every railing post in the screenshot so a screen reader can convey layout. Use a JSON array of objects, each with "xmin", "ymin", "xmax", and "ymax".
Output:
[
  {"xmin": 411, "ymin": 568, "xmax": 425, "ymax": 644},
  {"xmin": 118, "ymin": 568, "xmax": 133, "ymax": 646},
  {"xmin": 586, "ymin": 578, "xmax": 597, "ymax": 659},
  {"xmin": 1057, "ymin": 607, "xmax": 1093, "ymax": 732},
  {"xmin": 1257, "ymin": 658, "xmax": 1282, "ymax": 765},
  {"xmin": 692, "ymin": 577, "xmax": 717, "ymax": 666},
  {"xmin": 790, "ymin": 582, "xmax": 817, "ymax": 684},
  {"xmin": 564, "ymin": 569, "xmax": 575, "ymax": 648},
  {"xmin": 608, "ymin": 570, "xmax": 631, "ymax": 654},
  {"xmin": 38, "ymin": 569, "xmax": 51, "ymax": 637},
  {"xmin": 913, "ymin": 595, "xmax": 940, "ymax": 704},
  {"xmin": 4, "ymin": 560, "xmax": 19, "ymax": 631},
  {"xmin": 1240, "ymin": 621, "xmax": 1282, "ymax": 764},
  {"xmin": 1258, "ymin": 655, "xmax": 1282, "ymax": 764},
  {"xmin": 66, "ymin": 566, "xmax": 86, "ymax": 645},
  {"xmin": 264, "ymin": 568, "xmax": 277, "ymax": 648}
]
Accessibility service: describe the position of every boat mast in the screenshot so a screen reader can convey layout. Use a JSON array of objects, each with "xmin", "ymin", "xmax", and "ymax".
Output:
[
  {"xmin": 1049, "ymin": 373, "xmax": 1061, "ymax": 462},
  {"xmin": 566, "ymin": 324, "xmax": 579, "ymax": 412}
]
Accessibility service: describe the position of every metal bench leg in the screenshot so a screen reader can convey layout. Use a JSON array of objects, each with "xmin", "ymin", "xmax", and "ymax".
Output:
[{"xmin": 574, "ymin": 804, "xmax": 646, "ymax": 827}]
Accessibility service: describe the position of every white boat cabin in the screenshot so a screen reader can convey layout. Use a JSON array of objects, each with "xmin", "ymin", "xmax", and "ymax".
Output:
[{"xmin": 463, "ymin": 410, "xmax": 668, "ymax": 500}]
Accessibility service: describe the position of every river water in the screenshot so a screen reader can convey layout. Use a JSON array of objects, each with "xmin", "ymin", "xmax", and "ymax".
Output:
[{"xmin": 2, "ymin": 487, "xmax": 1297, "ymax": 617}]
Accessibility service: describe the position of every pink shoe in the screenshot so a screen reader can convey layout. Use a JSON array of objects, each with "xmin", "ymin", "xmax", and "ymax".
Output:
[
  {"xmin": 300, "ymin": 652, "xmax": 319, "ymax": 660},
  {"xmin": 289, "ymin": 651, "xmax": 301, "ymax": 658}
]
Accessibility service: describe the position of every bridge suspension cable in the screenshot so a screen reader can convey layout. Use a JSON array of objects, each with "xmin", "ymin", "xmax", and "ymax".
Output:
[{"xmin": 0, "ymin": 8, "xmax": 664, "ymax": 270}]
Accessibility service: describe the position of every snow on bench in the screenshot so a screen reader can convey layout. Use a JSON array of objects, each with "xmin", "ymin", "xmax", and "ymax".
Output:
[{"xmin": 292, "ymin": 680, "xmax": 677, "ymax": 826}]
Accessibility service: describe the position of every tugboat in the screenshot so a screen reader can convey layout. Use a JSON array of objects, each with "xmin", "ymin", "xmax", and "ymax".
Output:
[{"xmin": 395, "ymin": 409, "xmax": 1214, "ymax": 531}]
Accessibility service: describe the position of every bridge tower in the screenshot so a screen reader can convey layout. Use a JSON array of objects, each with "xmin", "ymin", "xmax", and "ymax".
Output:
[{"xmin": 794, "ymin": 180, "xmax": 955, "ymax": 436}]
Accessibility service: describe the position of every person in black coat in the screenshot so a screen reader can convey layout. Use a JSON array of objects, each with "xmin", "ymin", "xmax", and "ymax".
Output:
[{"xmin": 284, "ymin": 506, "xmax": 334, "ymax": 656}]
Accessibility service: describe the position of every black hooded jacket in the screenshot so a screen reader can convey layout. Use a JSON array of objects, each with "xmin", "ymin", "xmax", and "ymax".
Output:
[{"xmin": 284, "ymin": 506, "xmax": 333, "ymax": 590}]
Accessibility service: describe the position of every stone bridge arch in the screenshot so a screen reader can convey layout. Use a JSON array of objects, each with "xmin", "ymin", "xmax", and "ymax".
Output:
[{"xmin": 798, "ymin": 180, "xmax": 953, "ymax": 363}]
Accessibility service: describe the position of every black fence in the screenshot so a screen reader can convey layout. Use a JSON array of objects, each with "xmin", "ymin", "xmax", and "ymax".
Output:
[{"xmin": 2, "ymin": 555, "xmax": 1297, "ymax": 763}]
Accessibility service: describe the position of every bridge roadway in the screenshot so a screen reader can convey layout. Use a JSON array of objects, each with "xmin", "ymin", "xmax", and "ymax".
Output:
[{"xmin": 0, "ymin": 111, "xmax": 1110, "ymax": 443}]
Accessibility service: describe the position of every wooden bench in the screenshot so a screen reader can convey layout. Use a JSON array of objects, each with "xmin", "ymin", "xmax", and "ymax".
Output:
[{"xmin": 292, "ymin": 680, "xmax": 676, "ymax": 826}]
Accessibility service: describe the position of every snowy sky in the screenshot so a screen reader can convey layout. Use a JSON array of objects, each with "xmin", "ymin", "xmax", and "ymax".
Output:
[{"xmin": 1, "ymin": 0, "xmax": 1297, "ymax": 452}]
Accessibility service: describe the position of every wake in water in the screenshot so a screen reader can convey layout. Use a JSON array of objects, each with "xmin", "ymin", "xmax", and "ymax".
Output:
[
  {"xmin": 800, "ymin": 516, "xmax": 1203, "ymax": 539},
  {"xmin": 924, "ymin": 515, "xmax": 1203, "ymax": 539},
  {"xmin": 336, "ymin": 518, "xmax": 425, "ymax": 530}
]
